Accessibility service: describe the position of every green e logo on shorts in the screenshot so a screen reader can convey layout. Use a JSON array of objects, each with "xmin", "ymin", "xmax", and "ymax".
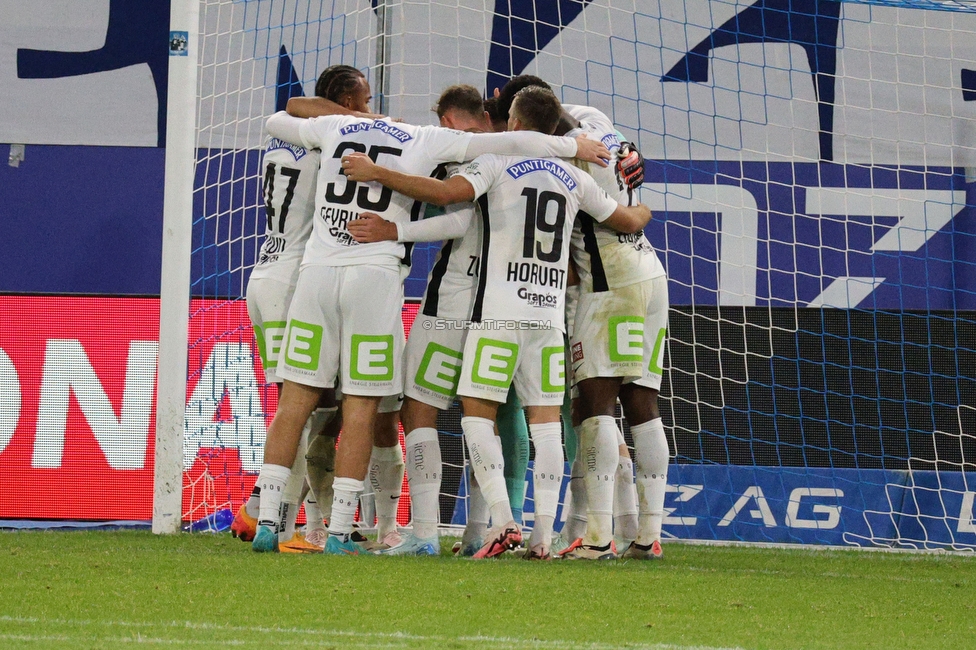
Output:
[
  {"xmin": 648, "ymin": 327, "xmax": 667, "ymax": 376},
  {"xmin": 541, "ymin": 346, "xmax": 566, "ymax": 393},
  {"xmin": 350, "ymin": 334, "xmax": 395, "ymax": 381},
  {"xmin": 609, "ymin": 316, "xmax": 644, "ymax": 363},
  {"xmin": 415, "ymin": 343, "xmax": 463, "ymax": 396},
  {"xmin": 284, "ymin": 319, "xmax": 322, "ymax": 370},
  {"xmin": 471, "ymin": 338, "xmax": 518, "ymax": 388},
  {"xmin": 255, "ymin": 321, "xmax": 286, "ymax": 369}
]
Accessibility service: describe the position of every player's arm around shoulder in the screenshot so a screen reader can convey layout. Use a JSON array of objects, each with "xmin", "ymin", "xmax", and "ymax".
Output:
[
  {"xmin": 265, "ymin": 111, "xmax": 305, "ymax": 146},
  {"xmin": 341, "ymin": 152, "xmax": 476, "ymax": 206},
  {"xmin": 573, "ymin": 135, "xmax": 612, "ymax": 168},
  {"xmin": 266, "ymin": 110, "xmax": 344, "ymax": 151},
  {"xmin": 603, "ymin": 202, "xmax": 651, "ymax": 234},
  {"xmin": 286, "ymin": 96, "xmax": 383, "ymax": 120},
  {"xmin": 348, "ymin": 207, "xmax": 473, "ymax": 244},
  {"xmin": 578, "ymin": 172, "xmax": 650, "ymax": 234}
]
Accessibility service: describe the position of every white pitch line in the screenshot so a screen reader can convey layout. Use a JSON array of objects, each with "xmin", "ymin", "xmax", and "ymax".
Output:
[
  {"xmin": 0, "ymin": 616, "xmax": 746, "ymax": 650},
  {"xmin": 0, "ymin": 632, "xmax": 244, "ymax": 646}
]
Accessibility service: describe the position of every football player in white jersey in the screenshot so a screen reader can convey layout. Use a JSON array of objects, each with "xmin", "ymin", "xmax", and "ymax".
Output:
[
  {"xmin": 346, "ymin": 85, "xmax": 534, "ymax": 556},
  {"xmin": 496, "ymin": 76, "xmax": 670, "ymax": 560},
  {"xmin": 342, "ymin": 86, "xmax": 652, "ymax": 559},
  {"xmin": 346, "ymin": 85, "xmax": 490, "ymax": 556},
  {"xmin": 238, "ymin": 65, "xmax": 379, "ymax": 553},
  {"xmin": 252, "ymin": 89, "xmax": 613, "ymax": 555},
  {"xmin": 246, "ymin": 65, "xmax": 411, "ymax": 554},
  {"xmin": 286, "ymin": 70, "xmax": 410, "ymax": 554}
]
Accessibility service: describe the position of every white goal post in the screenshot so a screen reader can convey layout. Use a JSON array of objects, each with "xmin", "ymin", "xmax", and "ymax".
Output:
[{"xmin": 154, "ymin": 0, "xmax": 200, "ymax": 535}]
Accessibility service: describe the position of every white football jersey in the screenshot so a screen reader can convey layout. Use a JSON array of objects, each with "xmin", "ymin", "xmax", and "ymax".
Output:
[
  {"xmin": 458, "ymin": 153, "xmax": 618, "ymax": 330},
  {"xmin": 249, "ymin": 137, "xmax": 320, "ymax": 285},
  {"xmin": 565, "ymin": 104, "xmax": 665, "ymax": 291},
  {"xmin": 418, "ymin": 165, "xmax": 481, "ymax": 321},
  {"xmin": 296, "ymin": 116, "xmax": 474, "ymax": 269}
]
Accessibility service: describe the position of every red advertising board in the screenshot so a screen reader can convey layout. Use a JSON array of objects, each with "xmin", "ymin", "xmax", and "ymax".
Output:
[{"xmin": 0, "ymin": 295, "xmax": 418, "ymax": 523}]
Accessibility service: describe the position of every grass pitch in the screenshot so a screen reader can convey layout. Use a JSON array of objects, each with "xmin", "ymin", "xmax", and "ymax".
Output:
[{"xmin": 0, "ymin": 531, "xmax": 973, "ymax": 649}]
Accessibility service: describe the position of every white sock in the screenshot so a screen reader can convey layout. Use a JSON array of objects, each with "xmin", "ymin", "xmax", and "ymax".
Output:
[
  {"xmin": 462, "ymin": 416, "xmax": 513, "ymax": 526},
  {"xmin": 369, "ymin": 444, "xmax": 405, "ymax": 539},
  {"xmin": 631, "ymin": 418, "xmax": 669, "ymax": 545},
  {"xmin": 405, "ymin": 427, "xmax": 441, "ymax": 540},
  {"xmin": 579, "ymin": 416, "xmax": 617, "ymax": 546},
  {"xmin": 613, "ymin": 455, "xmax": 639, "ymax": 544},
  {"xmin": 256, "ymin": 464, "xmax": 291, "ymax": 532},
  {"xmin": 244, "ymin": 485, "xmax": 261, "ymax": 519},
  {"xmin": 329, "ymin": 477, "xmax": 365, "ymax": 537},
  {"xmin": 528, "ymin": 422, "xmax": 563, "ymax": 548},
  {"xmin": 317, "ymin": 482, "xmax": 334, "ymax": 524},
  {"xmin": 304, "ymin": 489, "xmax": 326, "ymax": 535},
  {"xmin": 465, "ymin": 473, "xmax": 490, "ymax": 543},
  {"xmin": 564, "ymin": 437, "xmax": 588, "ymax": 541}
]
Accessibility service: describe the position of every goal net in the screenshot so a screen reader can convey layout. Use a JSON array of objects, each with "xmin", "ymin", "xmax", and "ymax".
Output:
[{"xmin": 175, "ymin": 0, "xmax": 976, "ymax": 549}]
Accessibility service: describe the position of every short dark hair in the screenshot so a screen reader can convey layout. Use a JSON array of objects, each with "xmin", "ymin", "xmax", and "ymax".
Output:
[
  {"xmin": 434, "ymin": 84, "xmax": 484, "ymax": 119},
  {"xmin": 314, "ymin": 65, "xmax": 365, "ymax": 102},
  {"xmin": 483, "ymin": 96, "xmax": 500, "ymax": 121},
  {"xmin": 485, "ymin": 97, "xmax": 508, "ymax": 131},
  {"xmin": 509, "ymin": 86, "xmax": 561, "ymax": 134},
  {"xmin": 495, "ymin": 75, "xmax": 552, "ymax": 122}
]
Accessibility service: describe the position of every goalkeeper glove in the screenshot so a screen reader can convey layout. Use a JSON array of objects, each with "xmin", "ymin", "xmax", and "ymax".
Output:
[{"xmin": 616, "ymin": 142, "xmax": 645, "ymax": 190}]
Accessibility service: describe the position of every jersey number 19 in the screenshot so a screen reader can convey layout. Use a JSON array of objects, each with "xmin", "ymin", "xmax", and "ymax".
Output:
[{"xmin": 521, "ymin": 187, "xmax": 567, "ymax": 263}]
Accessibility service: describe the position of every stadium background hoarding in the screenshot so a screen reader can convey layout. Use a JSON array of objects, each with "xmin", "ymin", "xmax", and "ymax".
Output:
[
  {"xmin": 1, "ymin": 1, "xmax": 975, "ymax": 548},
  {"xmin": 4, "ymin": 1, "xmax": 976, "ymax": 308},
  {"xmin": 2, "ymin": 294, "xmax": 975, "ymax": 548}
]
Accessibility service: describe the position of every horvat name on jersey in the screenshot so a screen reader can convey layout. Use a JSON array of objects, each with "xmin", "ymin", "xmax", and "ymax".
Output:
[{"xmin": 507, "ymin": 263, "xmax": 565, "ymax": 291}]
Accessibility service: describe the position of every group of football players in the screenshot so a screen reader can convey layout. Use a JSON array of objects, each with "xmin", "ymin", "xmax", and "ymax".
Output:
[{"xmin": 229, "ymin": 64, "xmax": 670, "ymax": 561}]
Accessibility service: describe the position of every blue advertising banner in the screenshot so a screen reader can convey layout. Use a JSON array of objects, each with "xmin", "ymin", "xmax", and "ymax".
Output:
[
  {"xmin": 451, "ymin": 463, "xmax": 976, "ymax": 550},
  {"xmin": 660, "ymin": 465, "xmax": 905, "ymax": 547},
  {"xmin": 642, "ymin": 163, "xmax": 976, "ymax": 310}
]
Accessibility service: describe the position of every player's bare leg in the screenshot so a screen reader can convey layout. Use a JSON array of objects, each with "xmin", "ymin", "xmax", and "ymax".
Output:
[
  {"xmin": 618, "ymin": 383, "xmax": 667, "ymax": 560},
  {"xmin": 325, "ymin": 394, "xmax": 381, "ymax": 555}
]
